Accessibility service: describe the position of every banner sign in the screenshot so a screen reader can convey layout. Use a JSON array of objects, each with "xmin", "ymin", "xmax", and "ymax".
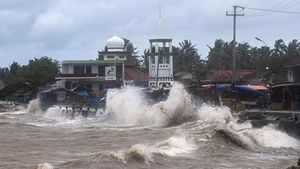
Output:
[{"xmin": 105, "ymin": 66, "xmax": 116, "ymax": 80}]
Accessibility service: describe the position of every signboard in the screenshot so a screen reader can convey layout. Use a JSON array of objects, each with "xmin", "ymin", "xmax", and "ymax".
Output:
[{"xmin": 105, "ymin": 66, "xmax": 116, "ymax": 80}]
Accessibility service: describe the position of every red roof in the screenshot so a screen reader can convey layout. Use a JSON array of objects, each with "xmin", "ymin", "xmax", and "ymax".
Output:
[
  {"xmin": 248, "ymin": 85, "xmax": 269, "ymax": 91},
  {"xmin": 124, "ymin": 58, "xmax": 138, "ymax": 66},
  {"xmin": 125, "ymin": 67, "xmax": 148, "ymax": 81},
  {"xmin": 211, "ymin": 70, "xmax": 263, "ymax": 82}
]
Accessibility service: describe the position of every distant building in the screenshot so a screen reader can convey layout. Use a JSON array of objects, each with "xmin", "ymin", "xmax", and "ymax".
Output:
[
  {"xmin": 148, "ymin": 38, "xmax": 174, "ymax": 88},
  {"xmin": 207, "ymin": 70, "xmax": 264, "ymax": 84},
  {"xmin": 286, "ymin": 57, "xmax": 300, "ymax": 83},
  {"xmin": 56, "ymin": 35, "xmax": 148, "ymax": 92}
]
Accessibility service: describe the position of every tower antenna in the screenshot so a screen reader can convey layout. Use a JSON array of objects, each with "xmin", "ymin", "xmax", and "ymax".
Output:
[{"xmin": 157, "ymin": 4, "xmax": 166, "ymax": 37}]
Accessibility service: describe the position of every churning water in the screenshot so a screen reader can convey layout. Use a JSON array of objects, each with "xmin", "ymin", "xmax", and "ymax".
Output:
[{"xmin": 0, "ymin": 83, "xmax": 299, "ymax": 169}]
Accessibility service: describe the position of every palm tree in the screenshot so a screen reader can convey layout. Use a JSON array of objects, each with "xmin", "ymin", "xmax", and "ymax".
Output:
[
  {"xmin": 178, "ymin": 40, "xmax": 200, "ymax": 72},
  {"xmin": 286, "ymin": 39, "xmax": 300, "ymax": 60}
]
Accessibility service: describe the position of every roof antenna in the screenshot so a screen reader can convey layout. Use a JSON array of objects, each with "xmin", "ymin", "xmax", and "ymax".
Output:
[{"xmin": 157, "ymin": 4, "xmax": 166, "ymax": 38}]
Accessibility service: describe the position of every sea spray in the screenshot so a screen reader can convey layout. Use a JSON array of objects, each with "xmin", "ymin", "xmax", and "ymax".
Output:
[
  {"xmin": 197, "ymin": 104, "xmax": 232, "ymax": 124},
  {"xmin": 105, "ymin": 87, "xmax": 151, "ymax": 125},
  {"xmin": 105, "ymin": 83, "xmax": 196, "ymax": 126},
  {"xmin": 27, "ymin": 98, "xmax": 41, "ymax": 113},
  {"xmin": 151, "ymin": 83, "xmax": 196, "ymax": 126}
]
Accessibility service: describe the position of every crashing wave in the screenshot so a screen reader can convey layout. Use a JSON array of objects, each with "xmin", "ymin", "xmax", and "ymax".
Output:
[{"xmin": 105, "ymin": 83, "xmax": 196, "ymax": 126}]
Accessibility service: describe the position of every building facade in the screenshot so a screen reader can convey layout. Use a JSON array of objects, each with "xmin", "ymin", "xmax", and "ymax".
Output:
[
  {"xmin": 286, "ymin": 57, "xmax": 300, "ymax": 83},
  {"xmin": 148, "ymin": 38, "xmax": 174, "ymax": 89}
]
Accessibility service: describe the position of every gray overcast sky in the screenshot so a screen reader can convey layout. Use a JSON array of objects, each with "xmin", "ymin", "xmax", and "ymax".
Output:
[{"xmin": 0, "ymin": 0, "xmax": 300, "ymax": 67}]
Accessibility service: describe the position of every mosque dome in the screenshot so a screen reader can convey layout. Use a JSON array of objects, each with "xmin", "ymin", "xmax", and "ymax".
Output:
[{"xmin": 106, "ymin": 35, "xmax": 125, "ymax": 49}]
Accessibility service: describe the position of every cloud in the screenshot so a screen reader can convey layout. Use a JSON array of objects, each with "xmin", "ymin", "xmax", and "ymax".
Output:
[{"xmin": 0, "ymin": 0, "xmax": 299, "ymax": 67}]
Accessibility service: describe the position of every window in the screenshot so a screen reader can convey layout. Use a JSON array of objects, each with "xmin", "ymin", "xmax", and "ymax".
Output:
[
  {"xmin": 151, "ymin": 56, "xmax": 155, "ymax": 64},
  {"xmin": 98, "ymin": 66, "xmax": 105, "ymax": 76},
  {"xmin": 86, "ymin": 65, "xmax": 91, "ymax": 74},
  {"xmin": 165, "ymin": 56, "xmax": 169, "ymax": 64},
  {"xmin": 119, "ymin": 56, "xmax": 125, "ymax": 59},
  {"xmin": 107, "ymin": 55, "xmax": 114, "ymax": 59},
  {"xmin": 74, "ymin": 65, "xmax": 85, "ymax": 74},
  {"xmin": 159, "ymin": 56, "xmax": 163, "ymax": 64}
]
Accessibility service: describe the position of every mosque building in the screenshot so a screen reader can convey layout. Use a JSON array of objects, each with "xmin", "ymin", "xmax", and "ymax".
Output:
[{"xmin": 55, "ymin": 35, "xmax": 148, "ymax": 92}]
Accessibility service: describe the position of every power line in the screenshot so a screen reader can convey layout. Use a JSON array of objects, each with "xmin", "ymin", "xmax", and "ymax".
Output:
[
  {"xmin": 242, "ymin": 6, "xmax": 300, "ymax": 15},
  {"xmin": 246, "ymin": 0, "xmax": 290, "ymax": 16},
  {"xmin": 245, "ymin": 0, "xmax": 297, "ymax": 17}
]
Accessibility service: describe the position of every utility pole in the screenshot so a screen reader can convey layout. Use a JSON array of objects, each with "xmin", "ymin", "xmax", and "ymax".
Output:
[{"xmin": 226, "ymin": 6, "xmax": 244, "ymax": 85}]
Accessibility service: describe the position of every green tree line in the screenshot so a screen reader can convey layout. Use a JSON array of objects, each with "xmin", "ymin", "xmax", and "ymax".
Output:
[
  {"xmin": 0, "ymin": 56, "xmax": 59, "ymax": 92},
  {"xmin": 207, "ymin": 39, "xmax": 300, "ymax": 73},
  {"xmin": 139, "ymin": 39, "xmax": 300, "ymax": 81}
]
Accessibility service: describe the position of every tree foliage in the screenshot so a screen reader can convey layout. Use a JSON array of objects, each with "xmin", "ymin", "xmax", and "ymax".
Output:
[
  {"xmin": 23, "ymin": 57, "xmax": 60, "ymax": 90},
  {"xmin": 124, "ymin": 38, "xmax": 141, "ymax": 65},
  {"xmin": 1, "ymin": 56, "xmax": 59, "ymax": 92}
]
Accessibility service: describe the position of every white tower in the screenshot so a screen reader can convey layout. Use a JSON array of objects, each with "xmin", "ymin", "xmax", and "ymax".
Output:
[{"xmin": 148, "ymin": 5, "xmax": 173, "ymax": 89}]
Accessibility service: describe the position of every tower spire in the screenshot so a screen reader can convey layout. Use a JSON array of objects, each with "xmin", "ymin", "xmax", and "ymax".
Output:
[{"xmin": 157, "ymin": 4, "xmax": 166, "ymax": 38}]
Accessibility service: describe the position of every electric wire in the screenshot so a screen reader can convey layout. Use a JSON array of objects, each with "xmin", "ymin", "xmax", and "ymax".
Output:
[
  {"xmin": 244, "ymin": 0, "xmax": 300, "ymax": 17},
  {"xmin": 246, "ymin": 0, "xmax": 290, "ymax": 17}
]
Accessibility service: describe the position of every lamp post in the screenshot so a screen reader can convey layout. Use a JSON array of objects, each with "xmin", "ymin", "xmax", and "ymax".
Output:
[
  {"xmin": 255, "ymin": 37, "xmax": 267, "ymax": 46},
  {"xmin": 255, "ymin": 37, "xmax": 270, "ymax": 81}
]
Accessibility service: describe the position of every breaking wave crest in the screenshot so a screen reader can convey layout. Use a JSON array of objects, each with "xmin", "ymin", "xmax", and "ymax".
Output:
[
  {"xmin": 242, "ymin": 125, "xmax": 300, "ymax": 148},
  {"xmin": 108, "ymin": 134, "xmax": 197, "ymax": 164}
]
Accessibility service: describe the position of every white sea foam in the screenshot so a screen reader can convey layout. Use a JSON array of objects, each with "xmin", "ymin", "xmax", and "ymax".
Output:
[
  {"xmin": 154, "ymin": 134, "xmax": 197, "ymax": 156},
  {"xmin": 36, "ymin": 163, "xmax": 54, "ymax": 169}
]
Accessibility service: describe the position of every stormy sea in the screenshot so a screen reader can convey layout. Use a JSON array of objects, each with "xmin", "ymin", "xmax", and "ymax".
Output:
[{"xmin": 0, "ymin": 83, "xmax": 299, "ymax": 169}]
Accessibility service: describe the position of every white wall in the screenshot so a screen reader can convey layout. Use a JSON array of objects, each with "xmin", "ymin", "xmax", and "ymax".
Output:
[
  {"xmin": 69, "ymin": 65, "xmax": 74, "ymax": 74},
  {"xmin": 62, "ymin": 65, "xmax": 69, "ymax": 74}
]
